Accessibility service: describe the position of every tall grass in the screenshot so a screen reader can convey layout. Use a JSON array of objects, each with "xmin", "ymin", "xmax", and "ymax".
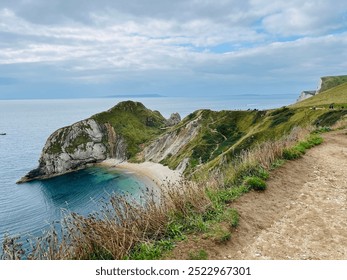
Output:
[
  {"xmin": 1, "ymin": 181, "xmax": 214, "ymax": 260},
  {"xmin": 221, "ymin": 126, "xmax": 313, "ymax": 186}
]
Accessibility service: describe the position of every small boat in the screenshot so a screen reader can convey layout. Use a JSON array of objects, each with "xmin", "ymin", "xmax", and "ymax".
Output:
[{"xmin": 0, "ymin": 133, "xmax": 6, "ymax": 135}]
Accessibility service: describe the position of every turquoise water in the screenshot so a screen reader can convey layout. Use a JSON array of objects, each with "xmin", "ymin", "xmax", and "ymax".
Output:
[{"xmin": 0, "ymin": 95, "xmax": 295, "ymax": 244}]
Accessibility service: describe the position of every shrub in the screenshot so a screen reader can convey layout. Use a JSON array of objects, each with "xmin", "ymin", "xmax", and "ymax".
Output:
[{"xmin": 243, "ymin": 176, "xmax": 267, "ymax": 191}]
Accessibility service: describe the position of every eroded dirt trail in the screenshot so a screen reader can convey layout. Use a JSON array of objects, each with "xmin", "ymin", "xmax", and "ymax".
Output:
[{"xmin": 219, "ymin": 130, "xmax": 347, "ymax": 259}]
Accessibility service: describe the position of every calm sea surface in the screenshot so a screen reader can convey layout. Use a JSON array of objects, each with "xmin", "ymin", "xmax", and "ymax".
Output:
[{"xmin": 0, "ymin": 95, "xmax": 295, "ymax": 244}]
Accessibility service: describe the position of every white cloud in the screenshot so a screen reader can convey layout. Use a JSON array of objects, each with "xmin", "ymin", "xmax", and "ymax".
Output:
[{"xmin": 0, "ymin": 1, "xmax": 347, "ymax": 98}]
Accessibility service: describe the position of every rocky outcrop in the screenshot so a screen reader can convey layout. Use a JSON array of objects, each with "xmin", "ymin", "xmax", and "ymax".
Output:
[
  {"xmin": 18, "ymin": 119, "xmax": 127, "ymax": 183},
  {"xmin": 143, "ymin": 116, "xmax": 201, "ymax": 166},
  {"xmin": 165, "ymin": 113, "xmax": 181, "ymax": 127},
  {"xmin": 297, "ymin": 90, "xmax": 317, "ymax": 102}
]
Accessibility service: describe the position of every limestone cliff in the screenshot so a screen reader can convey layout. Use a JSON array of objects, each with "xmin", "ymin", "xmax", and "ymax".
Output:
[
  {"xmin": 18, "ymin": 119, "xmax": 127, "ymax": 182},
  {"xmin": 296, "ymin": 90, "xmax": 317, "ymax": 102}
]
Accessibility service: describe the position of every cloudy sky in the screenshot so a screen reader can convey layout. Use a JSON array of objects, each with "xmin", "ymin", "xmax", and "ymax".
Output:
[{"xmin": 0, "ymin": 0, "xmax": 347, "ymax": 99}]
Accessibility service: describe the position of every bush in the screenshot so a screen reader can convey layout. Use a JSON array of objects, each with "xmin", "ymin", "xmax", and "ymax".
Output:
[{"xmin": 243, "ymin": 176, "xmax": 267, "ymax": 191}]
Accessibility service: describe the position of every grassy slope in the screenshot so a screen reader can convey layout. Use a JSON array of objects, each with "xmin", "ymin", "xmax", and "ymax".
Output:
[
  {"xmin": 92, "ymin": 101, "xmax": 166, "ymax": 158},
  {"xmin": 292, "ymin": 82, "xmax": 347, "ymax": 108},
  {"xmin": 160, "ymin": 80, "xmax": 347, "ymax": 178},
  {"xmin": 318, "ymin": 75, "xmax": 347, "ymax": 93}
]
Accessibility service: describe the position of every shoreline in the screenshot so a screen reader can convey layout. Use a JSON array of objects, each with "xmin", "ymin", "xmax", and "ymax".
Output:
[{"xmin": 98, "ymin": 159, "xmax": 183, "ymax": 190}]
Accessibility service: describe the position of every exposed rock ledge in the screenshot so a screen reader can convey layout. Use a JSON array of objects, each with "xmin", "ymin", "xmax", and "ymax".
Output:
[{"xmin": 17, "ymin": 119, "xmax": 127, "ymax": 183}]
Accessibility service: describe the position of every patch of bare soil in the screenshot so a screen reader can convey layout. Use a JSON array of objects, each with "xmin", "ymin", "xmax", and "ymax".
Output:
[{"xmin": 169, "ymin": 130, "xmax": 347, "ymax": 260}]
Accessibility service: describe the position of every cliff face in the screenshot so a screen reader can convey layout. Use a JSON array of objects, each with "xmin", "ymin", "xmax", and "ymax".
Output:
[
  {"xmin": 297, "ymin": 90, "xmax": 317, "ymax": 102},
  {"xmin": 18, "ymin": 119, "xmax": 127, "ymax": 182},
  {"xmin": 143, "ymin": 116, "xmax": 201, "ymax": 166},
  {"xmin": 39, "ymin": 119, "xmax": 109, "ymax": 175}
]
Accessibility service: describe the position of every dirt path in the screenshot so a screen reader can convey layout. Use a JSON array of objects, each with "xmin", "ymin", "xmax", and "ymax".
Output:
[{"xmin": 217, "ymin": 129, "xmax": 347, "ymax": 259}]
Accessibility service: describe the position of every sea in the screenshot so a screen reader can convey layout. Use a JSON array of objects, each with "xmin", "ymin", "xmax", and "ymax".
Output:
[{"xmin": 0, "ymin": 95, "xmax": 295, "ymax": 247}]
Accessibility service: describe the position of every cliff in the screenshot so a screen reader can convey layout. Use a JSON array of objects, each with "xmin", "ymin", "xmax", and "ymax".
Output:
[{"xmin": 296, "ymin": 90, "xmax": 317, "ymax": 102}]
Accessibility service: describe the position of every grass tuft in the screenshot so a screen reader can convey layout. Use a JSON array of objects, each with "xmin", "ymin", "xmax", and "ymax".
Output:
[
  {"xmin": 243, "ymin": 176, "xmax": 267, "ymax": 191},
  {"xmin": 188, "ymin": 249, "xmax": 208, "ymax": 260}
]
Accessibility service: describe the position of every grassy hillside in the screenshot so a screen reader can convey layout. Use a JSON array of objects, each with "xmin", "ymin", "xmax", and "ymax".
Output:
[
  {"xmin": 92, "ymin": 101, "xmax": 166, "ymax": 158},
  {"xmin": 156, "ymin": 79, "xmax": 347, "ymax": 178},
  {"xmin": 158, "ymin": 105, "xmax": 340, "ymax": 178},
  {"xmin": 318, "ymin": 75, "xmax": 347, "ymax": 93},
  {"xmin": 292, "ymin": 82, "xmax": 347, "ymax": 108}
]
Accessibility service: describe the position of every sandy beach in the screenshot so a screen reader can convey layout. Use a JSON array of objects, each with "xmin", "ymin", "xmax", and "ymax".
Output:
[{"xmin": 99, "ymin": 159, "xmax": 183, "ymax": 189}]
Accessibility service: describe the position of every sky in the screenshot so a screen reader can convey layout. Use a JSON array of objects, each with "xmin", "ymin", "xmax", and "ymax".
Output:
[{"xmin": 1, "ymin": 0, "xmax": 347, "ymax": 100}]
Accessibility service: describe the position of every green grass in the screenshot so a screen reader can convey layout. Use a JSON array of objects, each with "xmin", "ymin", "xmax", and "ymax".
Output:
[
  {"xmin": 293, "ymin": 82, "xmax": 347, "ymax": 108},
  {"xmin": 270, "ymin": 159, "xmax": 285, "ymax": 169},
  {"xmin": 283, "ymin": 134, "xmax": 323, "ymax": 160},
  {"xmin": 127, "ymin": 240, "xmax": 175, "ymax": 260},
  {"xmin": 319, "ymin": 75, "xmax": 347, "ymax": 92},
  {"xmin": 92, "ymin": 101, "xmax": 166, "ymax": 158},
  {"xmin": 314, "ymin": 110, "xmax": 347, "ymax": 126},
  {"xmin": 270, "ymin": 107, "xmax": 295, "ymax": 127},
  {"xmin": 65, "ymin": 133, "xmax": 91, "ymax": 153},
  {"xmin": 188, "ymin": 249, "xmax": 208, "ymax": 260},
  {"xmin": 243, "ymin": 176, "xmax": 267, "ymax": 191},
  {"xmin": 223, "ymin": 208, "xmax": 239, "ymax": 228},
  {"xmin": 282, "ymin": 147, "xmax": 302, "ymax": 160},
  {"xmin": 207, "ymin": 185, "xmax": 250, "ymax": 204}
]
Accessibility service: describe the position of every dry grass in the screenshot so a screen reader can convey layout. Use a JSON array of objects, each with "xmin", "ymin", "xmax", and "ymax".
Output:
[
  {"xmin": 222, "ymin": 126, "xmax": 313, "ymax": 185},
  {"xmin": 1, "ymin": 181, "xmax": 213, "ymax": 260},
  {"xmin": 331, "ymin": 117, "xmax": 347, "ymax": 130}
]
